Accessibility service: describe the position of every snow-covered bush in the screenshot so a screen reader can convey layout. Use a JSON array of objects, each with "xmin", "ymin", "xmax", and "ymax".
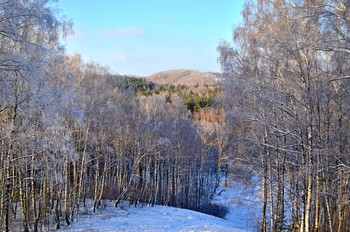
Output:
[{"xmin": 197, "ymin": 202, "xmax": 229, "ymax": 219}]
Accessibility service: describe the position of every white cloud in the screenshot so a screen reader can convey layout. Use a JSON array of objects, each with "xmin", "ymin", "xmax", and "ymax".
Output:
[
  {"xmin": 130, "ymin": 54, "xmax": 173, "ymax": 62},
  {"xmin": 101, "ymin": 27, "xmax": 146, "ymax": 37}
]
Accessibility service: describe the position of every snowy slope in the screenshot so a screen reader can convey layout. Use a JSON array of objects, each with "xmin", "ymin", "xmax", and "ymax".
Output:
[
  {"xmin": 213, "ymin": 181, "xmax": 261, "ymax": 231},
  {"xmin": 60, "ymin": 201, "xmax": 245, "ymax": 232}
]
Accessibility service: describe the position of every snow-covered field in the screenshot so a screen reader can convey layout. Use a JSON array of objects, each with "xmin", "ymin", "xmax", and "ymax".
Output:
[
  {"xmin": 60, "ymin": 201, "xmax": 245, "ymax": 232},
  {"xmin": 60, "ymin": 181, "xmax": 260, "ymax": 232}
]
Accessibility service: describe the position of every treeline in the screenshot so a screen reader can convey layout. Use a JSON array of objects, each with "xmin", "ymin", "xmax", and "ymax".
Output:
[
  {"xmin": 218, "ymin": 0, "xmax": 350, "ymax": 231},
  {"xmin": 123, "ymin": 76, "xmax": 219, "ymax": 113},
  {"xmin": 0, "ymin": 1, "xmax": 227, "ymax": 231}
]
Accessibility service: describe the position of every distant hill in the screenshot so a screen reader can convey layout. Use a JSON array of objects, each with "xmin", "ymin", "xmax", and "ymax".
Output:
[{"xmin": 147, "ymin": 69, "xmax": 219, "ymax": 86}]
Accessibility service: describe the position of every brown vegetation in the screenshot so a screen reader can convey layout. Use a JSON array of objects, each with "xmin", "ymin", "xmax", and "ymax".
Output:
[{"xmin": 148, "ymin": 69, "xmax": 218, "ymax": 86}]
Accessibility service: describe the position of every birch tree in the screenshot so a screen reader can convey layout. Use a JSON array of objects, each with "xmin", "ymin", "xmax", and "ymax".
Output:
[{"xmin": 218, "ymin": 0, "xmax": 350, "ymax": 231}]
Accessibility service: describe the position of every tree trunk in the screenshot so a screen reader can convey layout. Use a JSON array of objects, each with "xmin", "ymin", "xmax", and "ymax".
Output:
[
  {"xmin": 19, "ymin": 176, "xmax": 29, "ymax": 232},
  {"xmin": 261, "ymin": 149, "xmax": 268, "ymax": 232},
  {"xmin": 63, "ymin": 157, "xmax": 71, "ymax": 226}
]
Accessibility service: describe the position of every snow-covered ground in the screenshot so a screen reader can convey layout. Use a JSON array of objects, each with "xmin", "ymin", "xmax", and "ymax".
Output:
[
  {"xmin": 60, "ymin": 201, "xmax": 245, "ymax": 232},
  {"xmin": 214, "ymin": 180, "xmax": 261, "ymax": 231},
  {"xmin": 60, "ymin": 180, "xmax": 260, "ymax": 232}
]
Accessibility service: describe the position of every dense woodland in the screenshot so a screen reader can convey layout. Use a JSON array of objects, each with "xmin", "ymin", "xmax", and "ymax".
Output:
[
  {"xmin": 218, "ymin": 0, "xmax": 350, "ymax": 231},
  {"xmin": 0, "ymin": 0, "xmax": 349, "ymax": 232},
  {"xmin": 0, "ymin": 1, "xmax": 225, "ymax": 231}
]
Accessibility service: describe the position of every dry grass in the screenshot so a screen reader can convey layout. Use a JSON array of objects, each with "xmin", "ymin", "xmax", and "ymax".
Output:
[{"xmin": 147, "ymin": 69, "xmax": 218, "ymax": 86}]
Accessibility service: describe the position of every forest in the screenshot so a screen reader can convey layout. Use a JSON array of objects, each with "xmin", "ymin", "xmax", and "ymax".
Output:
[{"xmin": 0, "ymin": 0, "xmax": 350, "ymax": 232}]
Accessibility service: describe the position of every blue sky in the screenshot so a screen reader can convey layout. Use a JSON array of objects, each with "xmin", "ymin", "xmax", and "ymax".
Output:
[{"xmin": 58, "ymin": 0, "xmax": 245, "ymax": 76}]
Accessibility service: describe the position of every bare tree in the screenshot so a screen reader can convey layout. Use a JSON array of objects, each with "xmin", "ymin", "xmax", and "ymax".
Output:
[{"xmin": 218, "ymin": 0, "xmax": 350, "ymax": 231}]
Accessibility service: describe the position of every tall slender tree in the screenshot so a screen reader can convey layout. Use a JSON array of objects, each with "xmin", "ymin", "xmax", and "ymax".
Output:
[{"xmin": 218, "ymin": 0, "xmax": 350, "ymax": 231}]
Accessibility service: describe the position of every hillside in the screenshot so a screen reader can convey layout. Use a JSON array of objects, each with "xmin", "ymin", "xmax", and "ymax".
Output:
[{"xmin": 147, "ymin": 69, "xmax": 219, "ymax": 86}]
